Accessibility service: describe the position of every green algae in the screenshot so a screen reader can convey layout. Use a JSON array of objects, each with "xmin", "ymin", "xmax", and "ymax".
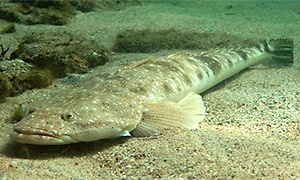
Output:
[
  {"xmin": 12, "ymin": 69, "xmax": 53, "ymax": 94},
  {"xmin": 0, "ymin": 0, "xmax": 141, "ymax": 25},
  {"xmin": 0, "ymin": 23, "xmax": 15, "ymax": 34},
  {"xmin": 0, "ymin": 72, "xmax": 12, "ymax": 102},
  {"xmin": 112, "ymin": 29, "xmax": 259, "ymax": 53}
]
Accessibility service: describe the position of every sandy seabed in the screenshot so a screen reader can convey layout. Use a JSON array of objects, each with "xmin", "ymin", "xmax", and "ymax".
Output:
[{"xmin": 1, "ymin": 0, "xmax": 300, "ymax": 179}]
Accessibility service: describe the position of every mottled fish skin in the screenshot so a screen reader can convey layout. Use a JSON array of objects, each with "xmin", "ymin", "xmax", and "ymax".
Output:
[{"xmin": 11, "ymin": 39, "xmax": 293, "ymax": 145}]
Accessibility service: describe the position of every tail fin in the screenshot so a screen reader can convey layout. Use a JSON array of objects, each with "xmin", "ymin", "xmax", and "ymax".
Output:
[{"xmin": 263, "ymin": 38, "xmax": 294, "ymax": 67}]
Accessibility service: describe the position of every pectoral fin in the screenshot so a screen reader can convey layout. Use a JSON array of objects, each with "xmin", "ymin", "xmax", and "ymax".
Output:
[{"xmin": 131, "ymin": 92, "xmax": 206, "ymax": 137}]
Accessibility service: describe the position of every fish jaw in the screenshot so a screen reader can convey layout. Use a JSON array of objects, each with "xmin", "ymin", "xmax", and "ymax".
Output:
[
  {"xmin": 11, "ymin": 128, "xmax": 76, "ymax": 145},
  {"xmin": 11, "ymin": 125, "xmax": 133, "ymax": 145}
]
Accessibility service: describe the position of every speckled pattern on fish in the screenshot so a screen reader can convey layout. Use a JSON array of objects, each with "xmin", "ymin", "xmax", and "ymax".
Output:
[{"xmin": 11, "ymin": 39, "xmax": 293, "ymax": 145}]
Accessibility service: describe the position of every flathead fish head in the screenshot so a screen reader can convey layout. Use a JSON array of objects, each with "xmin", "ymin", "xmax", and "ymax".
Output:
[{"xmin": 11, "ymin": 89, "xmax": 143, "ymax": 145}]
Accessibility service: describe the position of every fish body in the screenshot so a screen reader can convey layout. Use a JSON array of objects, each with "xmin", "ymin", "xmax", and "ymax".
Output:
[{"xmin": 11, "ymin": 39, "xmax": 293, "ymax": 145}]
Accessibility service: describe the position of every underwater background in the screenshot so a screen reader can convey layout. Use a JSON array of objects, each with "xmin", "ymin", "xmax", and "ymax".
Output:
[{"xmin": 0, "ymin": 0, "xmax": 300, "ymax": 179}]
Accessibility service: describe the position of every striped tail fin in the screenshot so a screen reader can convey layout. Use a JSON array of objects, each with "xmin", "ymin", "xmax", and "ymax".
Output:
[{"xmin": 263, "ymin": 38, "xmax": 294, "ymax": 67}]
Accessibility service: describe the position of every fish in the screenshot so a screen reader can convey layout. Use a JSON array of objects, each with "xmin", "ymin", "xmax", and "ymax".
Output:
[{"xmin": 11, "ymin": 38, "xmax": 294, "ymax": 145}]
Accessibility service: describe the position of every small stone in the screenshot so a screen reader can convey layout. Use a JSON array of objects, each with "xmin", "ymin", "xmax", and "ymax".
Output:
[
  {"xmin": 0, "ymin": 65, "xmax": 6, "ymax": 71},
  {"xmin": 10, "ymin": 161, "xmax": 18, "ymax": 167}
]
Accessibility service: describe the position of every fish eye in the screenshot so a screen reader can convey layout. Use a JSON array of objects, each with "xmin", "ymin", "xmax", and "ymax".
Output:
[{"xmin": 61, "ymin": 112, "xmax": 76, "ymax": 121}]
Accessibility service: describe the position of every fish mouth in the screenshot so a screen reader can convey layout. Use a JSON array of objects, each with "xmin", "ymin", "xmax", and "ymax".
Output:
[{"xmin": 11, "ymin": 128, "xmax": 75, "ymax": 145}]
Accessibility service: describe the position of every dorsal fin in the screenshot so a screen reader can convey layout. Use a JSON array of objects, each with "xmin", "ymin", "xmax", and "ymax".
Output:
[{"xmin": 130, "ymin": 57, "xmax": 159, "ymax": 68}]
